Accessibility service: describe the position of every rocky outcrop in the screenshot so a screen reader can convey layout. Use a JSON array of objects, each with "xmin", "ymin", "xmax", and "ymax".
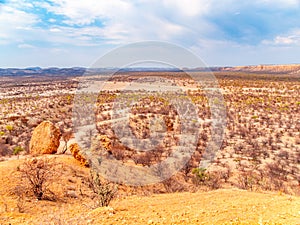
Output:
[
  {"xmin": 29, "ymin": 121, "xmax": 61, "ymax": 155},
  {"xmin": 99, "ymin": 135, "xmax": 112, "ymax": 150},
  {"xmin": 69, "ymin": 143, "xmax": 89, "ymax": 167}
]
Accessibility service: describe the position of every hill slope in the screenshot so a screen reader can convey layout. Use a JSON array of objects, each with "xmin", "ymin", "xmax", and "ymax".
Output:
[{"xmin": 0, "ymin": 155, "xmax": 299, "ymax": 225}]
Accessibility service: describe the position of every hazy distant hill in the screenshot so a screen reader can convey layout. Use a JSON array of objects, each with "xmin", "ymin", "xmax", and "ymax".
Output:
[
  {"xmin": 0, "ymin": 67, "xmax": 86, "ymax": 76},
  {"xmin": 221, "ymin": 64, "xmax": 300, "ymax": 74},
  {"xmin": 1, "ymin": 64, "xmax": 300, "ymax": 76}
]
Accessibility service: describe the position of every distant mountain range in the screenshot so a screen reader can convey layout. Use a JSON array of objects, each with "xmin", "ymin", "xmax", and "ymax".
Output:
[
  {"xmin": 0, "ymin": 67, "xmax": 86, "ymax": 76},
  {"xmin": 1, "ymin": 64, "xmax": 300, "ymax": 76}
]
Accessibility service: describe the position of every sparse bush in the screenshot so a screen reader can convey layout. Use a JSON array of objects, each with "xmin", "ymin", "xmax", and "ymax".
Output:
[
  {"xmin": 0, "ymin": 143, "xmax": 11, "ymax": 156},
  {"xmin": 112, "ymin": 148, "xmax": 126, "ymax": 161},
  {"xmin": 132, "ymin": 152, "xmax": 152, "ymax": 166},
  {"xmin": 88, "ymin": 170, "xmax": 117, "ymax": 207},
  {"xmin": 237, "ymin": 171, "xmax": 260, "ymax": 191},
  {"xmin": 162, "ymin": 176, "xmax": 186, "ymax": 193},
  {"xmin": 18, "ymin": 158, "xmax": 54, "ymax": 200},
  {"xmin": 192, "ymin": 167, "xmax": 222, "ymax": 189},
  {"xmin": 5, "ymin": 125, "xmax": 14, "ymax": 133},
  {"xmin": 192, "ymin": 167, "xmax": 208, "ymax": 185},
  {"xmin": 205, "ymin": 171, "xmax": 222, "ymax": 190},
  {"xmin": 13, "ymin": 146, "xmax": 24, "ymax": 155},
  {"xmin": 265, "ymin": 161, "xmax": 288, "ymax": 191}
]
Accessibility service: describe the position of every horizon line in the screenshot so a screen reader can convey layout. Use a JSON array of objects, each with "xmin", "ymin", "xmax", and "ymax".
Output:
[{"xmin": 1, "ymin": 63, "xmax": 300, "ymax": 70}]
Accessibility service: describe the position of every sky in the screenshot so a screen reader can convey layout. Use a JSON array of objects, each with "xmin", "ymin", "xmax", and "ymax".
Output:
[{"xmin": 1, "ymin": 0, "xmax": 300, "ymax": 68}]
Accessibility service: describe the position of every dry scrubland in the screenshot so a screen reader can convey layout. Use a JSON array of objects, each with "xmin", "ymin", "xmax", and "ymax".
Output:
[
  {"xmin": 0, "ymin": 71, "xmax": 299, "ymax": 224},
  {"xmin": 0, "ymin": 156, "xmax": 300, "ymax": 224}
]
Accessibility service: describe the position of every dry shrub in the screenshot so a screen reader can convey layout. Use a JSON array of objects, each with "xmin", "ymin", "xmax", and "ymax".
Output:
[
  {"xmin": 18, "ymin": 157, "xmax": 55, "ymax": 200},
  {"xmin": 205, "ymin": 171, "xmax": 223, "ymax": 190},
  {"xmin": 162, "ymin": 176, "xmax": 187, "ymax": 193},
  {"xmin": 237, "ymin": 171, "xmax": 261, "ymax": 191},
  {"xmin": 192, "ymin": 168, "xmax": 222, "ymax": 190},
  {"xmin": 264, "ymin": 161, "xmax": 288, "ymax": 191},
  {"xmin": 192, "ymin": 167, "xmax": 208, "ymax": 186},
  {"xmin": 88, "ymin": 170, "xmax": 117, "ymax": 207},
  {"xmin": 0, "ymin": 143, "xmax": 11, "ymax": 156}
]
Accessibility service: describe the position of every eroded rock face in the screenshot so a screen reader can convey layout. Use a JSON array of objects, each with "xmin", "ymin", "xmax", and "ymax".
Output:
[
  {"xmin": 29, "ymin": 121, "xmax": 61, "ymax": 155},
  {"xmin": 69, "ymin": 143, "xmax": 89, "ymax": 167}
]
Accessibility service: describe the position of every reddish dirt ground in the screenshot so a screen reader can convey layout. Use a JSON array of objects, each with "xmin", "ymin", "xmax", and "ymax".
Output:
[{"xmin": 0, "ymin": 156, "xmax": 299, "ymax": 225}]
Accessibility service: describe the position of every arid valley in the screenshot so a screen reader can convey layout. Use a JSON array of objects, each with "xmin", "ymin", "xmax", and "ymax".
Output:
[{"xmin": 0, "ymin": 66, "xmax": 299, "ymax": 224}]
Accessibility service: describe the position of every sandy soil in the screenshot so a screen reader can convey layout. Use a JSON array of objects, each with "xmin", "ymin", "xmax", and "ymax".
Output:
[{"xmin": 0, "ymin": 156, "xmax": 299, "ymax": 225}]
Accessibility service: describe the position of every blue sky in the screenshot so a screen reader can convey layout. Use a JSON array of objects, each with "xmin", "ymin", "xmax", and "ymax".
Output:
[{"xmin": 1, "ymin": 0, "xmax": 300, "ymax": 67}]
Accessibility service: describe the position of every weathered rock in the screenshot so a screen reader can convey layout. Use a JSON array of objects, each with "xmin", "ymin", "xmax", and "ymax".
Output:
[
  {"xmin": 99, "ymin": 135, "xmax": 111, "ymax": 150},
  {"xmin": 29, "ymin": 121, "xmax": 61, "ymax": 155},
  {"xmin": 69, "ymin": 143, "xmax": 89, "ymax": 167}
]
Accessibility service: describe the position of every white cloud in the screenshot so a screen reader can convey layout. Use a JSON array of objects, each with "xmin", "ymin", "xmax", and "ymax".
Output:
[
  {"xmin": 48, "ymin": 18, "xmax": 56, "ymax": 23},
  {"xmin": 50, "ymin": 48, "xmax": 68, "ymax": 54},
  {"xmin": 262, "ymin": 30, "xmax": 300, "ymax": 46},
  {"xmin": 2, "ymin": 0, "xmax": 300, "ymax": 67},
  {"xmin": 162, "ymin": 0, "xmax": 211, "ymax": 17},
  {"xmin": 0, "ymin": 3, "xmax": 37, "ymax": 44},
  {"xmin": 18, "ymin": 43, "xmax": 35, "ymax": 48},
  {"xmin": 42, "ymin": 0, "xmax": 133, "ymax": 26},
  {"xmin": 274, "ymin": 36, "xmax": 297, "ymax": 45},
  {"xmin": 6, "ymin": 0, "xmax": 289, "ymax": 48},
  {"xmin": 36, "ymin": 0, "xmax": 191, "ymax": 45},
  {"xmin": 7, "ymin": 0, "xmax": 34, "ymax": 8},
  {"xmin": 259, "ymin": 0, "xmax": 300, "ymax": 8},
  {"xmin": 49, "ymin": 27, "xmax": 61, "ymax": 33}
]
